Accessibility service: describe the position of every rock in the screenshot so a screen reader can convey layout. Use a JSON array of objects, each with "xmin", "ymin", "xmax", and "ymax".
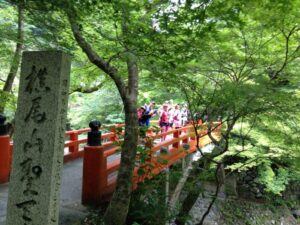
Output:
[
  {"xmin": 244, "ymin": 175, "xmax": 253, "ymax": 182},
  {"xmin": 255, "ymin": 192, "xmax": 263, "ymax": 199},
  {"xmin": 225, "ymin": 174, "xmax": 238, "ymax": 197},
  {"xmin": 292, "ymin": 209, "xmax": 300, "ymax": 218},
  {"xmin": 187, "ymin": 194, "xmax": 297, "ymax": 225},
  {"xmin": 253, "ymin": 187, "xmax": 260, "ymax": 193},
  {"xmin": 244, "ymin": 184, "xmax": 250, "ymax": 189},
  {"xmin": 218, "ymin": 192, "xmax": 226, "ymax": 199}
]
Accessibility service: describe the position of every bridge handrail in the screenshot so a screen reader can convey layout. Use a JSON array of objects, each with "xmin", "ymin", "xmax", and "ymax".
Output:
[
  {"xmin": 81, "ymin": 121, "xmax": 222, "ymax": 204},
  {"xmin": 0, "ymin": 121, "xmax": 164, "ymax": 183},
  {"xmin": 0, "ymin": 123, "xmax": 127, "ymax": 183},
  {"xmin": 1, "ymin": 120, "xmax": 221, "ymax": 202}
]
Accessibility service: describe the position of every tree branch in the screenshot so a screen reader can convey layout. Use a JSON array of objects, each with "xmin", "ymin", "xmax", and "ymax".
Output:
[
  {"xmin": 69, "ymin": 82, "xmax": 104, "ymax": 94},
  {"xmin": 272, "ymin": 26, "xmax": 299, "ymax": 80},
  {"xmin": 196, "ymin": 163, "xmax": 222, "ymax": 225},
  {"xmin": 67, "ymin": 15, "xmax": 127, "ymax": 98}
]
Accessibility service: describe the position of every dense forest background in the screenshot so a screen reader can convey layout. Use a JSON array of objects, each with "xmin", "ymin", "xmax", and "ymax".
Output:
[{"xmin": 1, "ymin": 0, "xmax": 300, "ymax": 224}]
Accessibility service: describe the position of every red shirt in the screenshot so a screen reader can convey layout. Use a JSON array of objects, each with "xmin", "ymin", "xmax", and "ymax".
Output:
[{"xmin": 160, "ymin": 111, "xmax": 169, "ymax": 123}]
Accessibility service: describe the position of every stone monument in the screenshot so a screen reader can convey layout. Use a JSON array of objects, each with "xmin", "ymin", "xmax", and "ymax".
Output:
[{"xmin": 6, "ymin": 51, "xmax": 70, "ymax": 225}]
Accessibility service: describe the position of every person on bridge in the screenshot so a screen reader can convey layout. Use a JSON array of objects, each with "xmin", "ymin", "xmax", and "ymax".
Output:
[
  {"xmin": 137, "ymin": 107, "xmax": 146, "ymax": 126},
  {"xmin": 181, "ymin": 104, "xmax": 189, "ymax": 126},
  {"xmin": 144, "ymin": 101, "xmax": 157, "ymax": 126},
  {"xmin": 168, "ymin": 105, "xmax": 174, "ymax": 129},
  {"xmin": 137, "ymin": 106, "xmax": 153, "ymax": 126},
  {"xmin": 159, "ymin": 104, "xmax": 169, "ymax": 141},
  {"xmin": 172, "ymin": 104, "xmax": 181, "ymax": 129}
]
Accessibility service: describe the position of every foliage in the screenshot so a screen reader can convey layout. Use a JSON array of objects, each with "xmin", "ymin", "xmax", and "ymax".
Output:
[
  {"xmin": 68, "ymin": 86, "xmax": 123, "ymax": 128},
  {"xmin": 127, "ymin": 174, "xmax": 168, "ymax": 225},
  {"xmin": 258, "ymin": 163, "xmax": 289, "ymax": 195},
  {"xmin": 1, "ymin": 0, "xmax": 300, "ymax": 223},
  {"xmin": 0, "ymin": 90, "xmax": 16, "ymax": 118},
  {"xmin": 174, "ymin": 7, "xmax": 300, "ymax": 197}
]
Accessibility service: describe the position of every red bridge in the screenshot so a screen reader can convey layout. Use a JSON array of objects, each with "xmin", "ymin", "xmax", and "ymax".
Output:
[{"xmin": 0, "ymin": 122, "xmax": 221, "ymax": 205}]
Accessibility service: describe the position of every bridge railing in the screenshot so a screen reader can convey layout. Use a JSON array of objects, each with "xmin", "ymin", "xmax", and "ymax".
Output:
[
  {"xmin": 133, "ymin": 123, "xmax": 221, "ymax": 182},
  {"xmin": 81, "ymin": 122, "xmax": 221, "ymax": 205},
  {"xmin": 63, "ymin": 124, "xmax": 125, "ymax": 162},
  {"xmin": 0, "ymin": 123, "xmax": 125, "ymax": 184},
  {"xmin": 0, "ymin": 120, "xmax": 221, "ymax": 202}
]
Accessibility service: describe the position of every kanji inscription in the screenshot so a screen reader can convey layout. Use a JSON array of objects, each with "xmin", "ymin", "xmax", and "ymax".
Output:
[
  {"xmin": 24, "ymin": 97, "xmax": 46, "ymax": 123},
  {"xmin": 6, "ymin": 51, "xmax": 70, "ymax": 225},
  {"xmin": 25, "ymin": 65, "xmax": 50, "ymax": 94}
]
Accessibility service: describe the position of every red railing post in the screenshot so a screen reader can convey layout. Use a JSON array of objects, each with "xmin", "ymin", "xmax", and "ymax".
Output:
[
  {"xmin": 69, "ymin": 131, "xmax": 79, "ymax": 153},
  {"xmin": 110, "ymin": 126, "xmax": 116, "ymax": 142},
  {"xmin": 82, "ymin": 119, "xmax": 107, "ymax": 205},
  {"xmin": 82, "ymin": 145, "xmax": 107, "ymax": 205},
  {"xmin": 172, "ymin": 129, "xmax": 180, "ymax": 149},
  {"xmin": 183, "ymin": 127, "xmax": 189, "ymax": 144},
  {"xmin": 0, "ymin": 135, "xmax": 11, "ymax": 183},
  {"xmin": 0, "ymin": 115, "xmax": 10, "ymax": 184}
]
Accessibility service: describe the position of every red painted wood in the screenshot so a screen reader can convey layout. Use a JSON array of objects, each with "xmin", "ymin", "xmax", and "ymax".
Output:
[
  {"xmin": 82, "ymin": 145, "xmax": 107, "ymax": 205},
  {"xmin": 69, "ymin": 131, "xmax": 79, "ymax": 153},
  {"xmin": 0, "ymin": 135, "xmax": 11, "ymax": 183},
  {"xmin": 172, "ymin": 129, "xmax": 180, "ymax": 149}
]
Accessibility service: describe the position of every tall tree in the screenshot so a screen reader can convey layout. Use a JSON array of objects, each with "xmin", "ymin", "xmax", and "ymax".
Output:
[
  {"xmin": 69, "ymin": 21, "xmax": 137, "ymax": 225},
  {"xmin": 63, "ymin": 2, "xmax": 154, "ymax": 224},
  {"xmin": 0, "ymin": 0, "xmax": 24, "ymax": 113}
]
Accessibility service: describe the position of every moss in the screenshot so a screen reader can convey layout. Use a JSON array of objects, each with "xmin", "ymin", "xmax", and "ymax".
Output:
[
  {"xmin": 198, "ymin": 168, "xmax": 216, "ymax": 182},
  {"xmin": 215, "ymin": 199, "xmax": 290, "ymax": 225}
]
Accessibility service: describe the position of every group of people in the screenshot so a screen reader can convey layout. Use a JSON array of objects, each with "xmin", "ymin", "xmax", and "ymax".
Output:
[{"xmin": 137, "ymin": 101, "xmax": 189, "ymax": 135}]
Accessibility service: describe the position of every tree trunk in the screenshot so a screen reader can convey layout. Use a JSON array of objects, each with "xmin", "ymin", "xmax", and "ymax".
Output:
[
  {"xmin": 68, "ymin": 16, "xmax": 139, "ymax": 225},
  {"xmin": 103, "ymin": 55, "xmax": 139, "ymax": 225},
  {"xmin": 0, "ymin": 1, "xmax": 24, "ymax": 113}
]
